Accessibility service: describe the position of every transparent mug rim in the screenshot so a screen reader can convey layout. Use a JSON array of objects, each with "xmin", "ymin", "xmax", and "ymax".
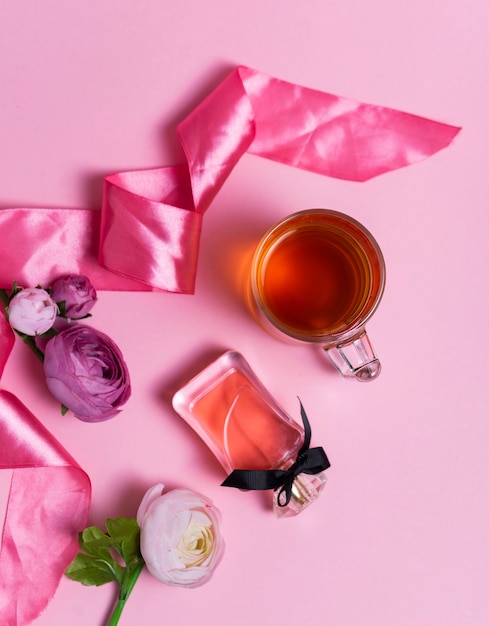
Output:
[{"xmin": 250, "ymin": 208, "xmax": 386, "ymax": 345}]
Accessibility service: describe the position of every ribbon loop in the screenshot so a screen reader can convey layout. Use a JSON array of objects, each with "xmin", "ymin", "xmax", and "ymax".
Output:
[{"xmin": 221, "ymin": 401, "xmax": 330, "ymax": 507}]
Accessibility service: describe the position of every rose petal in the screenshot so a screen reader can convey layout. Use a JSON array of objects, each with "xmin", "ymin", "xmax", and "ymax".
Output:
[{"xmin": 137, "ymin": 484, "xmax": 165, "ymax": 527}]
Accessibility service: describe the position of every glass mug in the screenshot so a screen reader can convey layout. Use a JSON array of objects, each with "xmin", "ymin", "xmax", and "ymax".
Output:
[{"xmin": 249, "ymin": 209, "xmax": 386, "ymax": 381}]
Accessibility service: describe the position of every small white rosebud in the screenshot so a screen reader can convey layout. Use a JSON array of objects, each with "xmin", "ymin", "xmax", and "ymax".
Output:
[{"xmin": 8, "ymin": 287, "xmax": 58, "ymax": 335}]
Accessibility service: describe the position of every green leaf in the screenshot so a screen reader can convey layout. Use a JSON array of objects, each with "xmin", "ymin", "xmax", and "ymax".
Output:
[
  {"xmin": 38, "ymin": 327, "xmax": 59, "ymax": 338},
  {"xmin": 106, "ymin": 517, "xmax": 140, "ymax": 545},
  {"xmin": 65, "ymin": 553, "xmax": 123, "ymax": 587},
  {"xmin": 57, "ymin": 299, "xmax": 67, "ymax": 317},
  {"xmin": 0, "ymin": 289, "xmax": 9, "ymax": 308},
  {"xmin": 10, "ymin": 281, "xmax": 21, "ymax": 299},
  {"xmin": 61, "ymin": 404, "xmax": 69, "ymax": 415},
  {"xmin": 66, "ymin": 517, "xmax": 143, "ymax": 598},
  {"xmin": 79, "ymin": 526, "xmax": 113, "ymax": 558},
  {"xmin": 105, "ymin": 517, "xmax": 142, "ymax": 566}
]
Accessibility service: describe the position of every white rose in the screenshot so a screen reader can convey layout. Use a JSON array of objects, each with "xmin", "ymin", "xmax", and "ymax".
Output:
[{"xmin": 137, "ymin": 484, "xmax": 224, "ymax": 588}]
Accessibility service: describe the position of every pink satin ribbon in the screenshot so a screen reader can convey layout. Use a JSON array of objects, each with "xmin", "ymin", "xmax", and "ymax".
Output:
[
  {"xmin": 0, "ymin": 312, "xmax": 91, "ymax": 625},
  {"xmin": 0, "ymin": 65, "xmax": 460, "ymax": 294}
]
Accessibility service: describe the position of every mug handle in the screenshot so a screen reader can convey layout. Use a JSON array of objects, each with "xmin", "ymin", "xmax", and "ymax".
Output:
[{"xmin": 324, "ymin": 330, "xmax": 381, "ymax": 382}]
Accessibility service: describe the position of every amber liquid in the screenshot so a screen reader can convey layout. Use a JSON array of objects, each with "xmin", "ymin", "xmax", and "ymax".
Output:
[{"xmin": 256, "ymin": 216, "xmax": 375, "ymax": 337}]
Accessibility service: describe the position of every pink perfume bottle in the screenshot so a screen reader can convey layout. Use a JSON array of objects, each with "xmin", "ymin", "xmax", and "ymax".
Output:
[{"xmin": 172, "ymin": 351, "xmax": 330, "ymax": 518}]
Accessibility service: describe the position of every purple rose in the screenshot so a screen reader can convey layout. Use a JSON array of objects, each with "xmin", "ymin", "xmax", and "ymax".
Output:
[
  {"xmin": 43, "ymin": 324, "xmax": 131, "ymax": 422},
  {"xmin": 50, "ymin": 274, "xmax": 97, "ymax": 319}
]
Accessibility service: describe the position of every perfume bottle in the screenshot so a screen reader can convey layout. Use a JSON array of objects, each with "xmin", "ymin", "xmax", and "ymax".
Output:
[{"xmin": 172, "ymin": 351, "xmax": 330, "ymax": 518}]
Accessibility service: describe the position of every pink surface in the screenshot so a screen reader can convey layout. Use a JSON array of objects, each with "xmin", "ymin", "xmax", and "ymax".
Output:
[{"xmin": 0, "ymin": 1, "xmax": 488, "ymax": 625}]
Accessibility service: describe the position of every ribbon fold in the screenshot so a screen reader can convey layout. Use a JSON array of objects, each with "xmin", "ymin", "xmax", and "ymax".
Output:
[
  {"xmin": 0, "ymin": 65, "xmax": 460, "ymax": 294},
  {"xmin": 221, "ymin": 401, "xmax": 330, "ymax": 507},
  {"xmin": 0, "ymin": 310, "xmax": 91, "ymax": 626}
]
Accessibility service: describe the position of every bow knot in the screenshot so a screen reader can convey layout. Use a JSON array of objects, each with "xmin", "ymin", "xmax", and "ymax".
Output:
[{"xmin": 221, "ymin": 400, "xmax": 330, "ymax": 507}]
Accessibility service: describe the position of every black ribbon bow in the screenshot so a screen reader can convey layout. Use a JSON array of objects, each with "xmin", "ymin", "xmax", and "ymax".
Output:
[{"xmin": 221, "ymin": 400, "xmax": 330, "ymax": 507}]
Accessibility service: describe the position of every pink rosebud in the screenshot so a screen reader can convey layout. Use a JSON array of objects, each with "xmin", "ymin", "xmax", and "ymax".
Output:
[
  {"xmin": 50, "ymin": 274, "xmax": 97, "ymax": 319},
  {"xmin": 7, "ymin": 287, "xmax": 58, "ymax": 335},
  {"xmin": 137, "ymin": 484, "xmax": 224, "ymax": 588},
  {"xmin": 43, "ymin": 324, "xmax": 131, "ymax": 421}
]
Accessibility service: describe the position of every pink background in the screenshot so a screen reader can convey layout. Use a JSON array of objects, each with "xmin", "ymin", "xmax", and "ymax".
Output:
[{"xmin": 1, "ymin": 1, "xmax": 488, "ymax": 625}]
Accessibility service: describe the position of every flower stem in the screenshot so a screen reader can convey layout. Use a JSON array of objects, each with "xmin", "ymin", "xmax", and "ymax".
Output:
[{"xmin": 106, "ymin": 562, "xmax": 144, "ymax": 626}]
